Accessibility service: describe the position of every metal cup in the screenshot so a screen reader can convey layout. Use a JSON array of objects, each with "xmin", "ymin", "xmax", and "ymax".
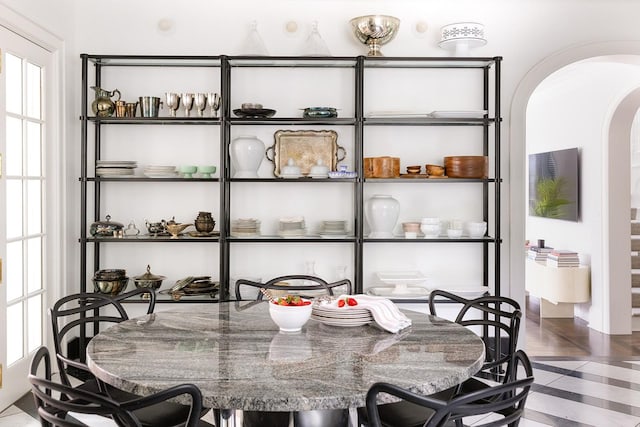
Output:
[
  {"xmin": 181, "ymin": 93, "xmax": 194, "ymax": 117},
  {"xmin": 194, "ymin": 93, "xmax": 207, "ymax": 117},
  {"xmin": 115, "ymin": 100, "xmax": 126, "ymax": 118},
  {"xmin": 125, "ymin": 102, "xmax": 138, "ymax": 117},
  {"xmin": 165, "ymin": 92, "xmax": 180, "ymax": 117},
  {"xmin": 139, "ymin": 96, "xmax": 162, "ymax": 118}
]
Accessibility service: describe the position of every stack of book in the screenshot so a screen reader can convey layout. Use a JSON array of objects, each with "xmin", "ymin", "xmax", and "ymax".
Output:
[
  {"xmin": 527, "ymin": 245, "xmax": 553, "ymax": 262},
  {"xmin": 547, "ymin": 249, "xmax": 580, "ymax": 267}
]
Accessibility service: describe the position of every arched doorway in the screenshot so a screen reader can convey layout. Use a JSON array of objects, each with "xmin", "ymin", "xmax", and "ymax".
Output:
[{"xmin": 511, "ymin": 42, "xmax": 640, "ymax": 336}]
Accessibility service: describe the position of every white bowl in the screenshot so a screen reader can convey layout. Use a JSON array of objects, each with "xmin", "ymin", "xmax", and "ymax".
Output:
[
  {"xmin": 420, "ymin": 217, "xmax": 440, "ymax": 225},
  {"xmin": 268, "ymin": 299, "xmax": 313, "ymax": 332},
  {"xmin": 447, "ymin": 228, "xmax": 463, "ymax": 239},
  {"xmin": 421, "ymin": 223, "xmax": 440, "ymax": 238},
  {"xmin": 467, "ymin": 221, "xmax": 487, "ymax": 238}
]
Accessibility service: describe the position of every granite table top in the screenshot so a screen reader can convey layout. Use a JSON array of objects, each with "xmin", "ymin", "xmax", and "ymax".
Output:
[{"xmin": 86, "ymin": 301, "xmax": 485, "ymax": 411}]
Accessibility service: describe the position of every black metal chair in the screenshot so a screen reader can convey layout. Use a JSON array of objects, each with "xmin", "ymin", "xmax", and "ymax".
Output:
[
  {"xmin": 237, "ymin": 275, "xmax": 352, "ymax": 427},
  {"xmin": 364, "ymin": 350, "xmax": 534, "ymax": 427},
  {"xmin": 29, "ymin": 346, "xmax": 209, "ymax": 427},
  {"xmin": 235, "ymin": 274, "xmax": 352, "ymax": 300},
  {"xmin": 49, "ymin": 288, "xmax": 212, "ymax": 427},
  {"xmin": 359, "ymin": 289, "xmax": 522, "ymax": 427}
]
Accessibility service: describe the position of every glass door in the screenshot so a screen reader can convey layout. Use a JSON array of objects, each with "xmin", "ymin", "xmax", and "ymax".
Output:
[{"xmin": 0, "ymin": 25, "xmax": 52, "ymax": 410}]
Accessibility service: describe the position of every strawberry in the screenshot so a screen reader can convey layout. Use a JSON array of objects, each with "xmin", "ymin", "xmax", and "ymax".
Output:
[
  {"xmin": 337, "ymin": 299, "xmax": 346, "ymax": 307},
  {"xmin": 347, "ymin": 297, "xmax": 358, "ymax": 306}
]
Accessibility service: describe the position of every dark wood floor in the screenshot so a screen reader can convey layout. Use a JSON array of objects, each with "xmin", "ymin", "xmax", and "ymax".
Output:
[{"xmin": 525, "ymin": 296, "xmax": 640, "ymax": 360}]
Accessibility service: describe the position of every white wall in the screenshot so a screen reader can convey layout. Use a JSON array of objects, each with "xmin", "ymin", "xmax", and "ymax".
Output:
[
  {"xmin": 527, "ymin": 60, "xmax": 640, "ymax": 332},
  {"xmin": 8, "ymin": 0, "xmax": 640, "ymax": 333}
]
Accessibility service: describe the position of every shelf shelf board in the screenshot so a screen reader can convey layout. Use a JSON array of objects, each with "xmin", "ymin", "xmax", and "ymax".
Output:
[
  {"xmin": 85, "ymin": 177, "xmax": 219, "ymax": 183},
  {"xmin": 86, "ymin": 116, "xmax": 221, "ymax": 125},
  {"xmin": 227, "ymin": 56, "xmax": 357, "ymax": 68},
  {"xmin": 365, "ymin": 177, "xmax": 496, "ymax": 183},
  {"xmin": 364, "ymin": 117, "xmax": 496, "ymax": 126},
  {"xmin": 229, "ymin": 117, "xmax": 356, "ymax": 125},
  {"xmin": 228, "ymin": 236, "xmax": 357, "ymax": 243},
  {"xmin": 85, "ymin": 55, "xmax": 222, "ymax": 67},
  {"xmin": 83, "ymin": 236, "xmax": 220, "ymax": 242},
  {"xmin": 120, "ymin": 295, "xmax": 220, "ymax": 303},
  {"xmin": 362, "ymin": 56, "xmax": 500, "ymax": 69},
  {"xmin": 229, "ymin": 177, "xmax": 356, "ymax": 183},
  {"xmin": 364, "ymin": 237, "xmax": 495, "ymax": 243}
]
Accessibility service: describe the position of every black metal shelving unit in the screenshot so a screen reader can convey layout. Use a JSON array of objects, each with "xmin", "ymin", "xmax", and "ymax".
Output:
[{"xmin": 79, "ymin": 54, "xmax": 502, "ymax": 304}]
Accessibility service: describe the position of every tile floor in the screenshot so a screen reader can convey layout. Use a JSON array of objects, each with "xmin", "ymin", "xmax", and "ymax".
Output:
[{"xmin": 2, "ymin": 359, "xmax": 639, "ymax": 426}]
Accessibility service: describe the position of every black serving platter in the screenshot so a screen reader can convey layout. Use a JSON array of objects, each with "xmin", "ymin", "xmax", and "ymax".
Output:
[{"xmin": 233, "ymin": 108, "xmax": 276, "ymax": 118}]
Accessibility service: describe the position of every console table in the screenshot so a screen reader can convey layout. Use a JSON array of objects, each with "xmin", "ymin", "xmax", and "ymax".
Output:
[{"xmin": 525, "ymin": 259, "xmax": 590, "ymax": 318}]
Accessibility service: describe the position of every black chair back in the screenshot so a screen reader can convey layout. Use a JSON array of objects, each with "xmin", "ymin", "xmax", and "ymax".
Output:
[
  {"xmin": 49, "ymin": 288, "xmax": 155, "ymax": 388},
  {"xmin": 235, "ymin": 275, "xmax": 352, "ymax": 300},
  {"xmin": 365, "ymin": 350, "xmax": 534, "ymax": 427},
  {"xmin": 428, "ymin": 289, "xmax": 521, "ymax": 378},
  {"xmin": 29, "ymin": 346, "xmax": 204, "ymax": 427}
]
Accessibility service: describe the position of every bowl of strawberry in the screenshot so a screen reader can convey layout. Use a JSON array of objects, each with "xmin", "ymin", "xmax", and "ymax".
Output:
[{"xmin": 269, "ymin": 294, "xmax": 313, "ymax": 332}]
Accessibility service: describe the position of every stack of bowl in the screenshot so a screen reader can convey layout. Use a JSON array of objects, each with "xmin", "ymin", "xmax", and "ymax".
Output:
[
  {"xmin": 444, "ymin": 156, "xmax": 488, "ymax": 178},
  {"xmin": 93, "ymin": 269, "xmax": 128, "ymax": 296}
]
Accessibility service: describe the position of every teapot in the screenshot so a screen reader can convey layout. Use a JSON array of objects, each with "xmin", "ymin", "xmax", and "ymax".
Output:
[
  {"xmin": 145, "ymin": 219, "xmax": 167, "ymax": 235},
  {"xmin": 91, "ymin": 86, "xmax": 121, "ymax": 117}
]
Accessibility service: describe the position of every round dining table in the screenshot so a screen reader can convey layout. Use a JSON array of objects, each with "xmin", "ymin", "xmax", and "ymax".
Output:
[{"xmin": 86, "ymin": 301, "xmax": 485, "ymax": 420}]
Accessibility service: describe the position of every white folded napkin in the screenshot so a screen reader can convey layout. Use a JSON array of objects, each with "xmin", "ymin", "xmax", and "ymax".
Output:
[
  {"xmin": 351, "ymin": 295, "xmax": 412, "ymax": 333},
  {"xmin": 316, "ymin": 294, "xmax": 411, "ymax": 333}
]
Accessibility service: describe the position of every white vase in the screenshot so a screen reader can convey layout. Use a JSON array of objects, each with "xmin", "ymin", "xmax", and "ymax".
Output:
[
  {"xmin": 365, "ymin": 194, "xmax": 400, "ymax": 238},
  {"xmin": 231, "ymin": 135, "xmax": 265, "ymax": 178}
]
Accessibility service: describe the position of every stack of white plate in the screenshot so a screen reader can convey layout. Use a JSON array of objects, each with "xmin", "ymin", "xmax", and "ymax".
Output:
[
  {"xmin": 278, "ymin": 216, "xmax": 306, "ymax": 237},
  {"xmin": 319, "ymin": 220, "xmax": 347, "ymax": 238},
  {"xmin": 311, "ymin": 304, "xmax": 373, "ymax": 327},
  {"xmin": 230, "ymin": 218, "xmax": 260, "ymax": 237},
  {"xmin": 143, "ymin": 165, "xmax": 178, "ymax": 178},
  {"xmin": 96, "ymin": 160, "xmax": 137, "ymax": 177}
]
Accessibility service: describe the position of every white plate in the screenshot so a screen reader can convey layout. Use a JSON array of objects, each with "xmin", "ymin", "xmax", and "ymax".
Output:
[
  {"xmin": 429, "ymin": 110, "xmax": 487, "ymax": 119},
  {"xmin": 312, "ymin": 309, "xmax": 372, "ymax": 319},
  {"xmin": 367, "ymin": 286, "xmax": 431, "ymax": 298},
  {"xmin": 376, "ymin": 271, "xmax": 428, "ymax": 285},
  {"xmin": 143, "ymin": 172, "xmax": 179, "ymax": 178},
  {"xmin": 319, "ymin": 233, "xmax": 347, "ymax": 239},
  {"xmin": 311, "ymin": 315, "xmax": 372, "ymax": 327},
  {"xmin": 367, "ymin": 111, "xmax": 430, "ymax": 118}
]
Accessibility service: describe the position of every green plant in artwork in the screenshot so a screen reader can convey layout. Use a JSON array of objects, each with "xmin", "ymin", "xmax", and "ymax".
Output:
[{"xmin": 533, "ymin": 177, "xmax": 573, "ymax": 218}]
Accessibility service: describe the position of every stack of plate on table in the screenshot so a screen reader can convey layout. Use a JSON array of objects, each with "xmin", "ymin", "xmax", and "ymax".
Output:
[
  {"xmin": 319, "ymin": 220, "xmax": 347, "ymax": 238},
  {"xmin": 143, "ymin": 165, "xmax": 178, "ymax": 178},
  {"xmin": 311, "ymin": 302, "xmax": 373, "ymax": 327},
  {"xmin": 278, "ymin": 216, "xmax": 306, "ymax": 237},
  {"xmin": 96, "ymin": 160, "xmax": 137, "ymax": 177},
  {"xmin": 230, "ymin": 218, "xmax": 260, "ymax": 237}
]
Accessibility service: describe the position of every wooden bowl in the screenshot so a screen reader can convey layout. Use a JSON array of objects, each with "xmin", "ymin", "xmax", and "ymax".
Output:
[
  {"xmin": 406, "ymin": 165, "xmax": 421, "ymax": 174},
  {"xmin": 444, "ymin": 156, "xmax": 488, "ymax": 178},
  {"xmin": 425, "ymin": 164, "xmax": 445, "ymax": 176}
]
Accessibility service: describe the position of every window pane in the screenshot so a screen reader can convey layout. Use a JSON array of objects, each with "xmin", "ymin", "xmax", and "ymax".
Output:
[
  {"xmin": 6, "ymin": 241, "xmax": 23, "ymax": 302},
  {"xmin": 27, "ymin": 295, "xmax": 42, "ymax": 352},
  {"xmin": 26, "ymin": 62, "xmax": 42, "ymax": 119},
  {"xmin": 7, "ymin": 303, "xmax": 24, "ymax": 365},
  {"xmin": 27, "ymin": 237, "xmax": 42, "ymax": 293},
  {"xmin": 27, "ymin": 180, "xmax": 42, "ymax": 234},
  {"xmin": 6, "ymin": 179, "xmax": 23, "ymax": 239},
  {"xmin": 6, "ymin": 116, "xmax": 23, "ymax": 176},
  {"xmin": 26, "ymin": 121, "xmax": 41, "ymax": 176},
  {"xmin": 5, "ymin": 53, "xmax": 22, "ymax": 114}
]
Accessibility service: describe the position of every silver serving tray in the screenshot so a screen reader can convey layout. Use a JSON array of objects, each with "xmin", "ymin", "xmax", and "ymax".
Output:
[{"xmin": 266, "ymin": 130, "xmax": 345, "ymax": 177}]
